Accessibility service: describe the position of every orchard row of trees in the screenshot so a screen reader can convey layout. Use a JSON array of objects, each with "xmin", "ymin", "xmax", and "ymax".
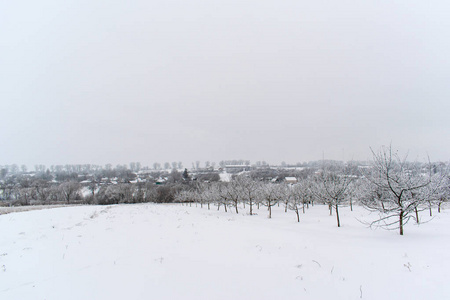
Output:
[{"xmin": 176, "ymin": 146, "xmax": 449, "ymax": 235}]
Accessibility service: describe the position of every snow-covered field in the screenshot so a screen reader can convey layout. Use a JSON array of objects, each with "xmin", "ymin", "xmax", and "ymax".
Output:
[
  {"xmin": 1, "ymin": 203, "xmax": 449, "ymax": 300},
  {"xmin": 0, "ymin": 205, "xmax": 75, "ymax": 215}
]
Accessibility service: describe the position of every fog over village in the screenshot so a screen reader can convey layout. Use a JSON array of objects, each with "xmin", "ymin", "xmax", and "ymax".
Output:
[{"xmin": 1, "ymin": 0, "xmax": 450, "ymax": 299}]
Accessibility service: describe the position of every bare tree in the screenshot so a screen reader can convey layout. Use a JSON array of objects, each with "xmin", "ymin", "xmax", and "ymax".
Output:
[
  {"xmin": 279, "ymin": 184, "xmax": 294, "ymax": 213},
  {"xmin": 226, "ymin": 181, "xmax": 241, "ymax": 214},
  {"xmin": 59, "ymin": 181, "xmax": 81, "ymax": 204},
  {"xmin": 290, "ymin": 178, "xmax": 314, "ymax": 222},
  {"xmin": 16, "ymin": 187, "xmax": 33, "ymax": 205},
  {"xmin": 174, "ymin": 190, "xmax": 194, "ymax": 206},
  {"xmin": 32, "ymin": 179, "xmax": 50, "ymax": 202},
  {"xmin": 237, "ymin": 176, "xmax": 260, "ymax": 215},
  {"xmin": 361, "ymin": 145, "xmax": 432, "ymax": 235},
  {"xmin": 215, "ymin": 182, "xmax": 231, "ymax": 212},
  {"xmin": 260, "ymin": 184, "xmax": 280, "ymax": 218},
  {"xmin": 312, "ymin": 165, "xmax": 354, "ymax": 227},
  {"xmin": 86, "ymin": 176, "xmax": 99, "ymax": 199},
  {"xmin": 424, "ymin": 170, "xmax": 449, "ymax": 215},
  {"xmin": 202, "ymin": 183, "xmax": 221, "ymax": 210}
]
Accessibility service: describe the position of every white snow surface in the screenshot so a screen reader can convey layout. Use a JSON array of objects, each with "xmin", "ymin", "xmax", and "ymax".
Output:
[
  {"xmin": 0, "ymin": 203, "xmax": 449, "ymax": 300},
  {"xmin": 219, "ymin": 172, "xmax": 232, "ymax": 182}
]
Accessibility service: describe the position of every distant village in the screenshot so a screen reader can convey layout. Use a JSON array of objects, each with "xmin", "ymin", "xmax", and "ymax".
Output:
[{"xmin": 0, "ymin": 158, "xmax": 447, "ymax": 209}]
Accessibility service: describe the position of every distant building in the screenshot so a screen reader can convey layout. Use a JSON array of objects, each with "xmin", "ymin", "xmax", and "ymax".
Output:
[
  {"xmin": 285, "ymin": 177, "xmax": 298, "ymax": 184},
  {"xmin": 224, "ymin": 165, "xmax": 252, "ymax": 173}
]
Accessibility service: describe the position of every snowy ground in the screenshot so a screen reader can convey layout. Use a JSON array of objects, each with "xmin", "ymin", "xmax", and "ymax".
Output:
[
  {"xmin": 0, "ymin": 203, "xmax": 449, "ymax": 300},
  {"xmin": 0, "ymin": 205, "xmax": 75, "ymax": 215}
]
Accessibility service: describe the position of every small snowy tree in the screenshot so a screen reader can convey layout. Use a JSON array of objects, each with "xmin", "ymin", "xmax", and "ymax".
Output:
[
  {"xmin": 290, "ymin": 178, "xmax": 314, "ymax": 222},
  {"xmin": 425, "ymin": 170, "xmax": 449, "ymax": 214},
  {"xmin": 226, "ymin": 180, "xmax": 242, "ymax": 214},
  {"xmin": 260, "ymin": 184, "xmax": 281, "ymax": 218},
  {"xmin": 214, "ymin": 182, "xmax": 231, "ymax": 212},
  {"xmin": 361, "ymin": 145, "xmax": 432, "ymax": 235},
  {"xmin": 236, "ymin": 176, "xmax": 260, "ymax": 215},
  {"xmin": 312, "ymin": 166, "xmax": 354, "ymax": 227}
]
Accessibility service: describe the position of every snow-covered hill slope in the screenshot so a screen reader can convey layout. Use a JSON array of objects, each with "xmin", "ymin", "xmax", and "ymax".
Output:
[{"xmin": 0, "ymin": 203, "xmax": 449, "ymax": 300}]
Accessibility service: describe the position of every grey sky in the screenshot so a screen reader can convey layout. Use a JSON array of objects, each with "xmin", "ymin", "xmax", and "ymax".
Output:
[{"xmin": 1, "ymin": 0, "xmax": 449, "ymax": 168}]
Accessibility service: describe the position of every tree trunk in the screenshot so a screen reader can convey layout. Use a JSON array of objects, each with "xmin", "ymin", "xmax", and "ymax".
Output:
[
  {"xmin": 268, "ymin": 204, "xmax": 272, "ymax": 219},
  {"xmin": 224, "ymin": 204, "xmax": 227, "ymax": 213},
  {"xmin": 438, "ymin": 202, "xmax": 441, "ymax": 213},
  {"xmin": 235, "ymin": 203, "xmax": 239, "ymax": 214},
  {"xmin": 302, "ymin": 204, "xmax": 305, "ymax": 214},
  {"xmin": 207, "ymin": 202, "xmax": 210, "ymax": 210},
  {"xmin": 249, "ymin": 201, "xmax": 253, "ymax": 215},
  {"xmin": 296, "ymin": 207, "xmax": 300, "ymax": 222},
  {"xmin": 329, "ymin": 204, "xmax": 332, "ymax": 216},
  {"xmin": 335, "ymin": 204, "xmax": 340, "ymax": 227},
  {"xmin": 415, "ymin": 206, "xmax": 420, "ymax": 224},
  {"xmin": 350, "ymin": 198, "xmax": 353, "ymax": 211},
  {"xmin": 399, "ymin": 211, "xmax": 404, "ymax": 235}
]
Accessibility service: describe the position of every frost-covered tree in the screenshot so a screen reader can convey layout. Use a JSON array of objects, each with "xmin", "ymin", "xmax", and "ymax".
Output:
[
  {"xmin": 289, "ymin": 187, "xmax": 302, "ymax": 222},
  {"xmin": 32, "ymin": 179, "xmax": 50, "ymax": 202},
  {"xmin": 59, "ymin": 181, "xmax": 81, "ymax": 204},
  {"xmin": 289, "ymin": 178, "xmax": 314, "ymax": 222},
  {"xmin": 199, "ymin": 183, "xmax": 221, "ymax": 210},
  {"xmin": 425, "ymin": 170, "xmax": 449, "ymax": 214},
  {"xmin": 174, "ymin": 190, "xmax": 193, "ymax": 206},
  {"xmin": 225, "ymin": 181, "xmax": 242, "ymax": 214},
  {"xmin": 236, "ymin": 176, "xmax": 260, "ymax": 215},
  {"xmin": 214, "ymin": 182, "xmax": 232, "ymax": 212},
  {"xmin": 260, "ymin": 184, "xmax": 281, "ymax": 218},
  {"xmin": 312, "ymin": 166, "xmax": 354, "ymax": 227},
  {"xmin": 278, "ymin": 184, "xmax": 294, "ymax": 213},
  {"xmin": 361, "ymin": 146, "xmax": 432, "ymax": 235}
]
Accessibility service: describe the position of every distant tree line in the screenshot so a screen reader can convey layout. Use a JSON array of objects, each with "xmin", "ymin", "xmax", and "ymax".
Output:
[{"xmin": 1, "ymin": 146, "xmax": 449, "ymax": 235}]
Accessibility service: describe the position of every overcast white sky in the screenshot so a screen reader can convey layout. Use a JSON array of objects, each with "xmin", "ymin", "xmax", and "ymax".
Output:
[{"xmin": 1, "ymin": 0, "xmax": 449, "ymax": 168}]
